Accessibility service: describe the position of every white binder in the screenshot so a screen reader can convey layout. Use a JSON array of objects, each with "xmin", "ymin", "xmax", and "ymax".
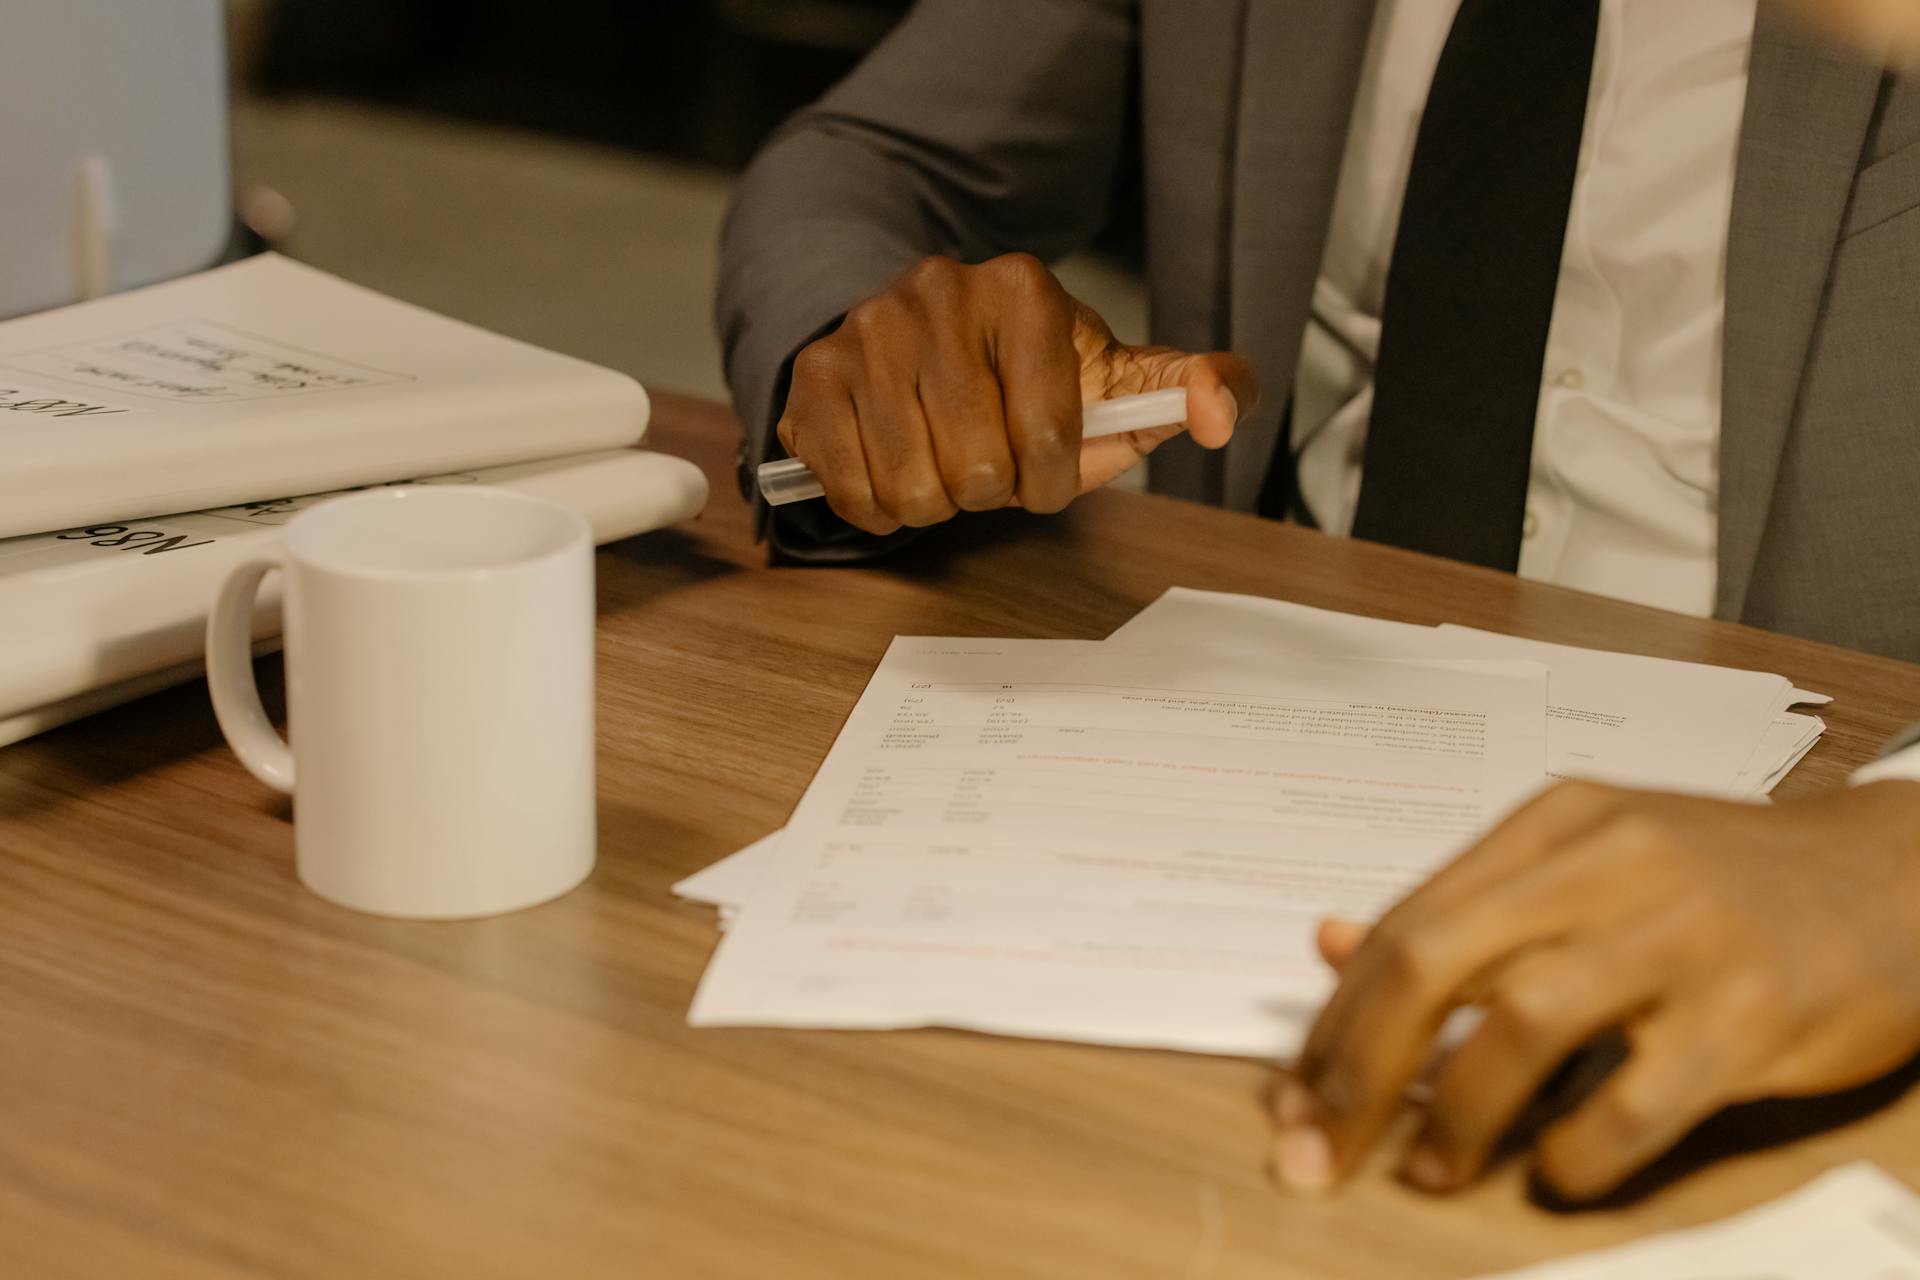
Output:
[
  {"xmin": 0, "ymin": 449, "xmax": 711, "ymax": 747},
  {"xmin": 0, "ymin": 254, "xmax": 653, "ymax": 538}
]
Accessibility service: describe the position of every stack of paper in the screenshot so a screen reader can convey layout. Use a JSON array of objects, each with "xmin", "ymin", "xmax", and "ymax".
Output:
[
  {"xmin": 1112, "ymin": 589, "xmax": 1828, "ymax": 800},
  {"xmin": 693, "ymin": 639, "xmax": 1550, "ymax": 1054},
  {"xmin": 681, "ymin": 587, "xmax": 1827, "ymax": 1058},
  {"xmin": 0, "ymin": 254, "xmax": 709, "ymax": 747},
  {"xmin": 0, "ymin": 451, "xmax": 708, "ymax": 748}
]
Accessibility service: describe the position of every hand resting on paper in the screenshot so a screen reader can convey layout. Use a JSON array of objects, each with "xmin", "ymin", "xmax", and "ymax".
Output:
[
  {"xmin": 776, "ymin": 253, "xmax": 1256, "ymax": 535},
  {"xmin": 1268, "ymin": 778, "xmax": 1920, "ymax": 1202}
]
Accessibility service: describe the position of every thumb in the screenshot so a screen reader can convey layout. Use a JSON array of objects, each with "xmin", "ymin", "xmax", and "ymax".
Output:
[
  {"xmin": 1070, "ymin": 304, "xmax": 1258, "ymax": 452},
  {"xmin": 1134, "ymin": 349, "xmax": 1258, "ymax": 450}
]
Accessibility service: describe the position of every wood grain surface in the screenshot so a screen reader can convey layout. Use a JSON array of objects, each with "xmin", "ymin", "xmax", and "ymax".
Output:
[{"xmin": 4, "ymin": 390, "xmax": 1919, "ymax": 1278}]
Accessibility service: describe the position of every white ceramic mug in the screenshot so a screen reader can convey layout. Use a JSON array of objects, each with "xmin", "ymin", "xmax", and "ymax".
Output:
[{"xmin": 205, "ymin": 485, "xmax": 597, "ymax": 919}]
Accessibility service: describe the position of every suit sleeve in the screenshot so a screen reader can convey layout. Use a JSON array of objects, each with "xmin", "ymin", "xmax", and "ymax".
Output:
[{"xmin": 713, "ymin": 0, "xmax": 1139, "ymax": 558}]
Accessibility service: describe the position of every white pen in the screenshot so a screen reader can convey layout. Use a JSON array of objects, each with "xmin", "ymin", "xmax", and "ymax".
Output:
[{"xmin": 755, "ymin": 387, "xmax": 1192, "ymax": 506}]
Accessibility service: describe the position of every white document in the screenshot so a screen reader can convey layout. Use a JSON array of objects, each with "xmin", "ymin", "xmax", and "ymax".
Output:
[
  {"xmin": 1112, "ymin": 589, "xmax": 1805, "ymax": 797},
  {"xmin": 0, "ymin": 449, "xmax": 709, "ymax": 740},
  {"xmin": 674, "ymin": 833, "xmax": 780, "ymax": 907},
  {"xmin": 674, "ymin": 832, "xmax": 781, "ymax": 931},
  {"xmin": 691, "ymin": 638, "xmax": 1547, "ymax": 1058},
  {"xmin": 0, "ymin": 254, "xmax": 650, "ymax": 537},
  {"xmin": 1431, "ymin": 622, "xmax": 1796, "ymax": 795},
  {"xmin": 1730, "ymin": 712, "xmax": 1828, "ymax": 797},
  {"xmin": 1472, "ymin": 1162, "xmax": 1920, "ymax": 1279}
]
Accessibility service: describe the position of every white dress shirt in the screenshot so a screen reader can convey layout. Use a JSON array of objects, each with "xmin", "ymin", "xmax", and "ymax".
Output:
[
  {"xmin": 1293, "ymin": 0, "xmax": 1920, "ymax": 786},
  {"xmin": 1293, "ymin": 0, "xmax": 1758, "ymax": 618}
]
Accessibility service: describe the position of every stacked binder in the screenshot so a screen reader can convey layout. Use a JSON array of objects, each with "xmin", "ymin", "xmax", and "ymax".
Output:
[{"xmin": 0, "ymin": 255, "xmax": 709, "ymax": 746}]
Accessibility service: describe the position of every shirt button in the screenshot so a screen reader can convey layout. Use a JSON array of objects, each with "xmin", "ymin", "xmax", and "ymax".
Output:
[
  {"xmin": 1552, "ymin": 368, "xmax": 1585, "ymax": 390},
  {"xmin": 1523, "ymin": 508, "xmax": 1542, "ymax": 539}
]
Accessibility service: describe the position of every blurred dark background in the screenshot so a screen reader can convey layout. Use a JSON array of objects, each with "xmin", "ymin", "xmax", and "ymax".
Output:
[
  {"xmin": 226, "ymin": 0, "xmax": 1146, "ymax": 405},
  {"xmin": 251, "ymin": 0, "xmax": 912, "ymax": 167}
]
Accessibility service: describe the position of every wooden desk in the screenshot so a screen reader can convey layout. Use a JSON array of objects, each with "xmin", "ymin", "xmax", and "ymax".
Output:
[{"xmin": 5, "ymin": 392, "xmax": 1919, "ymax": 1278}]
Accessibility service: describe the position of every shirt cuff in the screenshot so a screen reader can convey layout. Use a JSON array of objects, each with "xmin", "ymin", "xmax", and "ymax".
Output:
[{"xmin": 1851, "ymin": 740, "xmax": 1920, "ymax": 787}]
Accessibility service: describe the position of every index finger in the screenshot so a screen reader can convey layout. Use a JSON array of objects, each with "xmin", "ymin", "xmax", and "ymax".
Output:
[
  {"xmin": 1294, "ymin": 784, "xmax": 1623, "ymax": 1100},
  {"xmin": 989, "ymin": 270, "xmax": 1083, "ymax": 515},
  {"xmin": 1274, "ymin": 796, "xmax": 1634, "ymax": 1193}
]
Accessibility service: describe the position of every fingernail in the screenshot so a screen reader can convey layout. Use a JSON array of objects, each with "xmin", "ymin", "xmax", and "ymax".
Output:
[
  {"xmin": 1273, "ymin": 1077, "xmax": 1313, "ymax": 1127},
  {"xmin": 1401, "ymin": 1146, "xmax": 1452, "ymax": 1192},
  {"xmin": 1216, "ymin": 386, "xmax": 1241, "ymax": 423},
  {"xmin": 1271, "ymin": 1125, "xmax": 1334, "ymax": 1194}
]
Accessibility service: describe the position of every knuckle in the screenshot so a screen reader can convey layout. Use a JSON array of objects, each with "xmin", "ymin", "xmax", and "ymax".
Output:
[
  {"xmin": 1597, "ymin": 1077, "xmax": 1667, "ymax": 1138},
  {"xmin": 790, "ymin": 340, "xmax": 844, "ymax": 386},
  {"xmin": 1012, "ymin": 437, "xmax": 1080, "ymax": 512},
  {"xmin": 903, "ymin": 256, "xmax": 965, "ymax": 310},
  {"xmin": 842, "ymin": 299, "xmax": 893, "ymax": 342},
  {"xmin": 950, "ymin": 460, "xmax": 1016, "ymax": 511},
  {"xmin": 822, "ymin": 485, "xmax": 885, "ymax": 533},
  {"xmin": 1413, "ymin": 1100, "xmax": 1486, "ymax": 1171},
  {"xmin": 1372, "ymin": 927, "xmax": 1442, "ymax": 995},
  {"xmin": 988, "ymin": 251, "xmax": 1049, "ymax": 290},
  {"xmin": 1018, "ymin": 483, "xmax": 1076, "ymax": 516},
  {"xmin": 1534, "ymin": 1138, "xmax": 1609, "ymax": 1203},
  {"xmin": 1023, "ymin": 422, "xmax": 1079, "ymax": 462},
  {"xmin": 1482, "ymin": 985, "xmax": 1561, "ymax": 1052},
  {"xmin": 1370, "ymin": 898, "xmax": 1416, "ymax": 936},
  {"xmin": 1021, "ymin": 420, "xmax": 1082, "ymax": 475},
  {"xmin": 896, "ymin": 504, "xmax": 957, "ymax": 529},
  {"xmin": 905, "ymin": 254, "xmax": 961, "ymax": 289},
  {"xmin": 888, "ymin": 482, "xmax": 959, "ymax": 528},
  {"xmin": 827, "ymin": 503, "xmax": 882, "ymax": 535}
]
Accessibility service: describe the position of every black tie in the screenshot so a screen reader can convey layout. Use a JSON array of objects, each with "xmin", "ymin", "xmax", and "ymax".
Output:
[{"xmin": 1349, "ymin": 0, "xmax": 1601, "ymax": 570}]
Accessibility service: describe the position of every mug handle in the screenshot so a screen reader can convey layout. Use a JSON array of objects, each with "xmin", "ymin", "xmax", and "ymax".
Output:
[{"xmin": 205, "ymin": 559, "xmax": 296, "ymax": 794}]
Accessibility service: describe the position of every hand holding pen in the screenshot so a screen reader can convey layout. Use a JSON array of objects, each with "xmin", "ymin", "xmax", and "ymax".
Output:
[{"xmin": 759, "ymin": 253, "xmax": 1256, "ymax": 527}]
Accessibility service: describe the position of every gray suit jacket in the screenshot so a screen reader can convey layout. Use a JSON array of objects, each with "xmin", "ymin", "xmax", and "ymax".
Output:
[{"xmin": 717, "ymin": 0, "xmax": 1920, "ymax": 663}]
